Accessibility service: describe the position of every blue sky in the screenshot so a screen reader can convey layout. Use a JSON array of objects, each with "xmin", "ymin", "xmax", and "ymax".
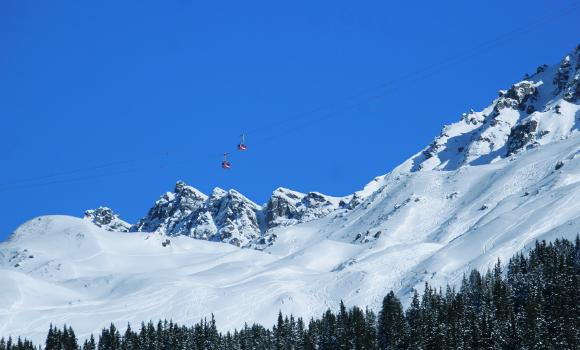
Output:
[{"xmin": 0, "ymin": 1, "xmax": 578, "ymax": 240}]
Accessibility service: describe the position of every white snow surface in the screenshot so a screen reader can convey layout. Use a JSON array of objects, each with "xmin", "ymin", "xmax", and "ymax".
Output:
[{"xmin": 1, "ymin": 45, "xmax": 580, "ymax": 343}]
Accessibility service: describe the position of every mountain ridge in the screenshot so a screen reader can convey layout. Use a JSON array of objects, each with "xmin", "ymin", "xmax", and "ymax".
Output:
[{"xmin": 84, "ymin": 44, "xmax": 580, "ymax": 248}]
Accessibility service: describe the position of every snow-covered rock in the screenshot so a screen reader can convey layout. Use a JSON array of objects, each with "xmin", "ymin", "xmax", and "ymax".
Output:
[
  {"xmin": 131, "ymin": 182, "xmax": 263, "ymax": 247},
  {"xmin": 84, "ymin": 207, "xmax": 131, "ymax": 232},
  {"xmin": 131, "ymin": 180, "xmax": 207, "ymax": 234},
  {"xmin": 128, "ymin": 183, "xmax": 347, "ymax": 248},
  {"xmin": 265, "ymin": 188, "xmax": 350, "ymax": 229}
]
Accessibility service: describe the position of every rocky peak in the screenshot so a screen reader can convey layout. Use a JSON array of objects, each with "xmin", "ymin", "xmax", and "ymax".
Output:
[
  {"xmin": 84, "ymin": 207, "xmax": 131, "ymax": 232},
  {"xmin": 205, "ymin": 189, "xmax": 263, "ymax": 246},
  {"xmin": 174, "ymin": 180, "xmax": 207, "ymax": 199},
  {"xmin": 131, "ymin": 181, "xmax": 207, "ymax": 233},
  {"xmin": 208, "ymin": 187, "xmax": 228, "ymax": 202},
  {"xmin": 265, "ymin": 188, "xmax": 304, "ymax": 228},
  {"xmin": 496, "ymin": 81, "xmax": 538, "ymax": 111}
]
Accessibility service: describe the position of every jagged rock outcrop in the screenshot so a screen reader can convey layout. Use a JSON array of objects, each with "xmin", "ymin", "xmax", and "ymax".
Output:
[
  {"xmin": 131, "ymin": 181, "xmax": 207, "ymax": 233},
  {"xmin": 496, "ymin": 81, "xmax": 538, "ymax": 112},
  {"xmin": 506, "ymin": 120, "xmax": 538, "ymax": 155},
  {"xmin": 564, "ymin": 74, "xmax": 580, "ymax": 102},
  {"xmin": 265, "ymin": 188, "xmax": 349, "ymax": 229},
  {"xmin": 557, "ymin": 46, "xmax": 580, "ymax": 103},
  {"xmin": 84, "ymin": 207, "xmax": 131, "ymax": 232},
  {"xmin": 195, "ymin": 188, "xmax": 263, "ymax": 247},
  {"xmin": 554, "ymin": 55, "xmax": 572, "ymax": 94}
]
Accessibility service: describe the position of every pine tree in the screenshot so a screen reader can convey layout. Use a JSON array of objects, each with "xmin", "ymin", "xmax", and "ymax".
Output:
[
  {"xmin": 363, "ymin": 307, "xmax": 377, "ymax": 350},
  {"xmin": 405, "ymin": 290, "xmax": 422, "ymax": 349},
  {"xmin": 319, "ymin": 309, "xmax": 337, "ymax": 350},
  {"xmin": 45, "ymin": 324, "xmax": 60, "ymax": 350},
  {"xmin": 295, "ymin": 317, "xmax": 306, "ymax": 350},
  {"xmin": 273, "ymin": 311, "xmax": 287, "ymax": 350},
  {"xmin": 83, "ymin": 335, "xmax": 96, "ymax": 350},
  {"xmin": 377, "ymin": 291, "xmax": 407, "ymax": 349},
  {"xmin": 336, "ymin": 301, "xmax": 352, "ymax": 350},
  {"xmin": 303, "ymin": 318, "xmax": 317, "ymax": 350}
]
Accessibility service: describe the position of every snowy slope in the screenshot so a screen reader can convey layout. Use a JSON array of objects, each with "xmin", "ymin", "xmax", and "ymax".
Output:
[{"xmin": 1, "ymin": 45, "xmax": 580, "ymax": 343}]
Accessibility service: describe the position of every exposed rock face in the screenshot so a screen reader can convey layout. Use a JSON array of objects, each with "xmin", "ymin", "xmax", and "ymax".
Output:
[
  {"xmin": 195, "ymin": 188, "xmax": 263, "ymax": 247},
  {"xmin": 554, "ymin": 55, "xmax": 572, "ymax": 94},
  {"xmin": 84, "ymin": 207, "xmax": 131, "ymax": 232},
  {"xmin": 506, "ymin": 120, "xmax": 539, "ymax": 155},
  {"xmin": 131, "ymin": 181, "xmax": 207, "ymax": 233},
  {"xmin": 563, "ymin": 75, "xmax": 580, "ymax": 102},
  {"xmin": 265, "ymin": 188, "xmax": 348, "ymax": 229},
  {"xmin": 496, "ymin": 81, "xmax": 538, "ymax": 111},
  {"xmin": 265, "ymin": 188, "xmax": 303, "ymax": 228}
]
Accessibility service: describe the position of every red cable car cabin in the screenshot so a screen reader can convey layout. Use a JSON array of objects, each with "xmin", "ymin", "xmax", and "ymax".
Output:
[
  {"xmin": 221, "ymin": 153, "xmax": 232, "ymax": 169},
  {"xmin": 237, "ymin": 134, "xmax": 247, "ymax": 151}
]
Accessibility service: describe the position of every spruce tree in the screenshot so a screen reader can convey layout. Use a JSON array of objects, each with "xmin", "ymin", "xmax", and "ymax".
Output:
[
  {"xmin": 336, "ymin": 301, "xmax": 352, "ymax": 350},
  {"xmin": 405, "ymin": 290, "xmax": 422, "ymax": 349},
  {"xmin": 83, "ymin": 335, "xmax": 96, "ymax": 350},
  {"xmin": 377, "ymin": 291, "xmax": 407, "ymax": 349}
]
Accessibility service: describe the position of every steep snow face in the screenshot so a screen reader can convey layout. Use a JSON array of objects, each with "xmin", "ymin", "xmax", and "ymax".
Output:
[
  {"xmin": 84, "ymin": 207, "xmax": 131, "ymax": 232},
  {"xmin": 405, "ymin": 44, "xmax": 580, "ymax": 172}
]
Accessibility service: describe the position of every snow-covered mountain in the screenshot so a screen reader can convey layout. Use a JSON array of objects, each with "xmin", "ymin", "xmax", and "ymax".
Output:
[{"xmin": 1, "ymin": 44, "xmax": 579, "ymax": 343}]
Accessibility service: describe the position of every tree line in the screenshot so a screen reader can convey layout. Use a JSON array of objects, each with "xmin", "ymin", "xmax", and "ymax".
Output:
[{"xmin": 1, "ymin": 236, "xmax": 578, "ymax": 349}]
